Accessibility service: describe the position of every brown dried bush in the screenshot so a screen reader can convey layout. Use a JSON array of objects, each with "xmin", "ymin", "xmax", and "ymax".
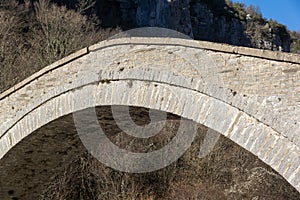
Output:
[{"xmin": 0, "ymin": 0, "xmax": 119, "ymax": 93}]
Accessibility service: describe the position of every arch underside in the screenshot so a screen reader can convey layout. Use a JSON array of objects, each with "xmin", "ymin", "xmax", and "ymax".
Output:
[
  {"xmin": 1, "ymin": 79, "xmax": 300, "ymax": 193},
  {"xmin": 1, "ymin": 105, "xmax": 299, "ymax": 199},
  {"xmin": 0, "ymin": 39, "xmax": 299, "ymax": 195}
]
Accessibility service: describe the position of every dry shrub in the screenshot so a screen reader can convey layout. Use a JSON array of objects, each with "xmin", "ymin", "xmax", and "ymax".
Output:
[
  {"xmin": 0, "ymin": 1, "xmax": 29, "ymax": 90},
  {"xmin": 0, "ymin": 0, "xmax": 120, "ymax": 93},
  {"xmin": 168, "ymin": 181, "xmax": 226, "ymax": 200},
  {"xmin": 41, "ymin": 113, "xmax": 182, "ymax": 200},
  {"xmin": 31, "ymin": 0, "xmax": 102, "ymax": 66},
  {"xmin": 40, "ymin": 109, "xmax": 300, "ymax": 199},
  {"xmin": 75, "ymin": 0, "xmax": 96, "ymax": 14},
  {"xmin": 30, "ymin": 0, "xmax": 96, "ymax": 65},
  {"xmin": 41, "ymin": 153, "xmax": 169, "ymax": 200}
]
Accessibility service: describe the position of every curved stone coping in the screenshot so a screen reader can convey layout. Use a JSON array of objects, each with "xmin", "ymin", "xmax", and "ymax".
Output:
[
  {"xmin": 89, "ymin": 37, "xmax": 300, "ymax": 63},
  {"xmin": 0, "ymin": 48, "xmax": 89, "ymax": 100},
  {"xmin": 1, "ymin": 37, "xmax": 300, "ymax": 100},
  {"xmin": 1, "ymin": 80, "xmax": 299, "ymax": 192},
  {"xmin": 0, "ymin": 38, "xmax": 300, "ymax": 144}
]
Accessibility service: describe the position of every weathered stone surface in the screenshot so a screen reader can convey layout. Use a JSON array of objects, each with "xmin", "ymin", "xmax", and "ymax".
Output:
[{"xmin": 0, "ymin": 37, "xmax": 299, "ymax": 193}]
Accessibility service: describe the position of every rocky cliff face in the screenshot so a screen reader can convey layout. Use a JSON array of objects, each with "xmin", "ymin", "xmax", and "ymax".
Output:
[
  {"xmin": 190, "ymin": 1, "xmax": 251, "ymax": 47},
  {"xmin": 189, "ymin": 1, "xmax": 291, "ymax": 52},
  {"xmin": 109, "ymin": 0, "xmax": 291, "ymax": 52},
  {"xmin": 117, "ymin": 0, "xmax": 193, "ymax": 37}
]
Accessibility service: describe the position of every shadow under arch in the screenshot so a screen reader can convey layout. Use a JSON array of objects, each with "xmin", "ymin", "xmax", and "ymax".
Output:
[
  {"xmin": 0, "ymin": 35, "xmax": 299, "ymax": 198},
  {"xmin": 1, "ymin": 78, "xmax": 299, "ymax": 193}
]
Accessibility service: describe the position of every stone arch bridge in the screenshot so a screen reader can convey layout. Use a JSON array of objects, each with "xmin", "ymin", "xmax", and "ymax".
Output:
[{"xmin": 0, "ymin": 37, "xmax": 300, "ymax": 197}]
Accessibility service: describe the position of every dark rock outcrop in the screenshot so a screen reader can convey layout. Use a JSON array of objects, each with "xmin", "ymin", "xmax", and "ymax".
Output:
[
  {"xmin": 190, "ymin": 1, "xmax": 251, "ymax": 47},
  {"xmin": 117, "ymin": 0, "xmax": 193, "ymax": 37},
  {"xmin": 103, "ymin": 0, "xmax": 291, "ymax": 51}
]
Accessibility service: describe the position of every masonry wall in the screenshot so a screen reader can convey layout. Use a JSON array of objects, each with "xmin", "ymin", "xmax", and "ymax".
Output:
[{"xmin": 0, "ymin": 38, "xmax": 299, "ymax": 196}]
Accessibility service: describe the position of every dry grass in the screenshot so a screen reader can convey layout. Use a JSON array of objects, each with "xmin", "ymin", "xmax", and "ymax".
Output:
[
  {"xmin": 0, "ymin": 0, "xmax": 120, "ymax": 93},
  {"xmin": 41, "ymin": 136, "xmax": 300, "ymax": 199},
  {"xmin": 40, "ymin": 108, "xmax": 300, "ymax": 200}
]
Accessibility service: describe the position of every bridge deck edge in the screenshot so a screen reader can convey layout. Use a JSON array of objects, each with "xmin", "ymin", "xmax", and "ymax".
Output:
[{"xmin": 0, "ymin": 48, "xmax": 88, "ymax": 101}]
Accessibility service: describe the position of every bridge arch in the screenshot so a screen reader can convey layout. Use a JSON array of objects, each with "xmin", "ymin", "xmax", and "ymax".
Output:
[{"xmin": 0, "ymin": 37, "xmax": 299, "ymax": 192}]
